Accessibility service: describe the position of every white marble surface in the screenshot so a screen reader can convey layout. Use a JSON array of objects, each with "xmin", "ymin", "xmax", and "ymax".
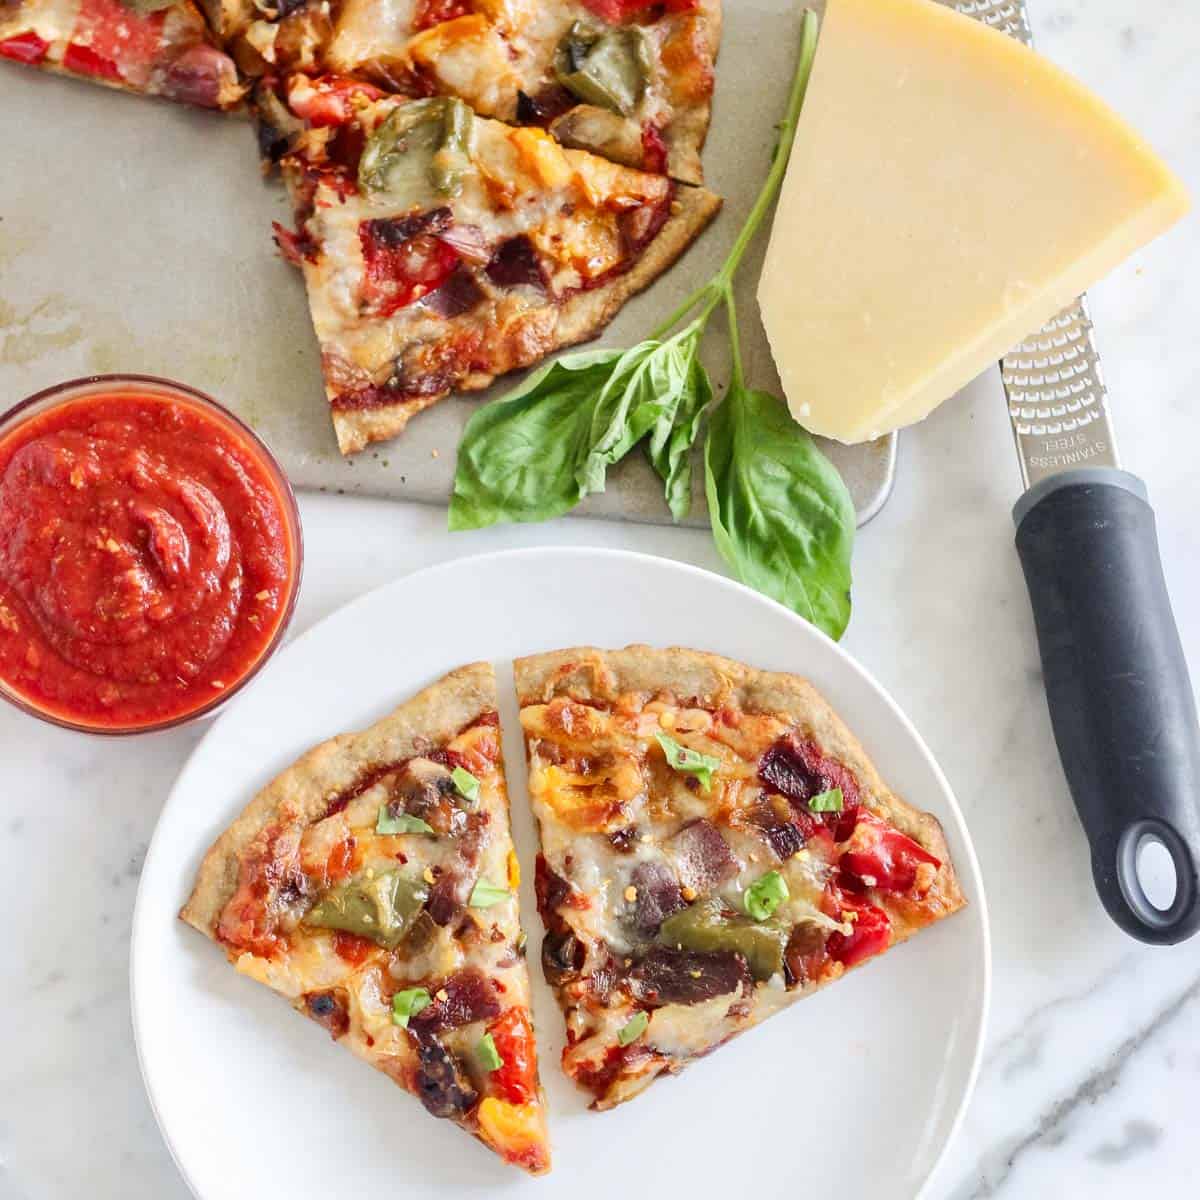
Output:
[{"xmin": 2, "ymin": 1, "xmax": 1199, "ymax": 1196}]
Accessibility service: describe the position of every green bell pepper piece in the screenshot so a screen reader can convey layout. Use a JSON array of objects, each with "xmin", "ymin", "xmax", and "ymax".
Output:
[
  {"xmin": 304, "ymin": 870, "xmax": 429, "ymax": 949},
  {"xmin": 657, "ymin": 898, "xmax": 788, "ymax": 982}
]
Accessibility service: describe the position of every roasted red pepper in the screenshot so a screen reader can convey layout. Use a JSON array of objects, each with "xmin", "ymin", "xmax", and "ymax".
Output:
[
  {"xmin": 582, "ymin": 0, "xmax": 698, "ymax": 21},
  {"xmin": 487, "ymin": 1007, "xmax": 539, "ymax": 1105},
  {"xmin": 823, "ymin": 885, "xmax": 891, "ymax": 968},
  {"xmin": 325, "ymin": 837, "xmax": 357, "ymax": 883},
  {"xmin": 840, "ymin": 812, "xmax": 940, "ymax": 894},
  {"xmin": 0, "ymin": 31, "xmax": 50, "ymax": 64},
  {"xmin": 359, "ymin": 222, "xmax": 459, "ymax": 317},
  {"xmin": 62, "ymin": 42, "xmax": 122, "ymax": 81},
  {"xmin": 332, "ymin": 930, "xmax": 374, "ymax": 966},
  {"xmin": 287, "ymin": 74, "xmax": 383, "ymax": 128},
  {"xmin": 641, "ymin": 121, "xmax": 668, "ymax": 173}
]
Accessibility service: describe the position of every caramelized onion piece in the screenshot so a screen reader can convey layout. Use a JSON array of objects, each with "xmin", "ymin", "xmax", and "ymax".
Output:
[
  {"xmin": 666, "ymin": 819, "xmax": 739, "ymax": 894},
  {"xmin": 628, "ymin": 947, "xmax": 751, "ymax": 1007},
  {"xmin": 410, "ymin": 968, "xmax": 502, "ymax": 1033},
  {"xmin": 412, "ymin": 1033, "xmax": 478, "ymax": 1118},
  {"xmin": 628, "ymin": 861, "xmax": 685, "ymax": 934}
]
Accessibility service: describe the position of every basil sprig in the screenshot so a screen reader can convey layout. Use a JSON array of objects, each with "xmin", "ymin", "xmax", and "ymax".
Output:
[
  {"xmin": 449, "ymin": 326, "xmax": 707, "ymax": 528},
  {"xmin": 706, "ymin": 374, "xmax": 854, "ymax": 639},
  {"xmin": 449, "ymin": 12, "xmax": 854, "ymax": 640}
]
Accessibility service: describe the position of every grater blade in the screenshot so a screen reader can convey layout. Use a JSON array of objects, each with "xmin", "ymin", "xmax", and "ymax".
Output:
[{"xmin": 953, "ymin": 0, "xmax": 1121, "ymax": 490}]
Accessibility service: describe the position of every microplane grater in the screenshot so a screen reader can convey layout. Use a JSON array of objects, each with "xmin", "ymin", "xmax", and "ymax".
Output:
[
  {"xmin": 955, "ymin": 0, "xmax": 1119, "ymax": 488},
  {"xmin": 955, "ymin": 0, "xmax": 1200, "ymax": 945}
]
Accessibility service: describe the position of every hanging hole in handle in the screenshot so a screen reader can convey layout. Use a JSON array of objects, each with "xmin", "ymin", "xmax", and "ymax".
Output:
[
  {"xmin": 1115, "ymin": 820, "xmax": 1194, "ymax": 932},
  {"xmin": 1135, "ymin": 837, "xmax": 1178, "ymax": 911}
]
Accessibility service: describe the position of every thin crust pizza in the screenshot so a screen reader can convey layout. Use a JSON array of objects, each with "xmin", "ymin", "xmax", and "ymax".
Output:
[
  {"xmin": 515, "ymin": 645, "xmax": 966, "ymax": 1109},
  {"xmin": 180, "ymin": 663, "xmax": 551, "ymax": 1175},
  {"xmin": 232, "ymin": 0, "xmax": 720, "ymax": 183},
  {"xmin": 0, "ymin": 0, "xmax": 242, "ymax": 108},
  {"xmin": 274, "ymin": 88, "xmax": 720, "ymax": 453}
]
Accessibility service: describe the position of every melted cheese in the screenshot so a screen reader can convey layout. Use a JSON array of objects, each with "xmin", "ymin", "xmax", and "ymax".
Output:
[
  {"xmin": 293, "ymin": 102, "xmax": 668, "ymax": 384},
  {"xmin": 326, "ymin": 0, "xmax": 415, "ymax": 71}
]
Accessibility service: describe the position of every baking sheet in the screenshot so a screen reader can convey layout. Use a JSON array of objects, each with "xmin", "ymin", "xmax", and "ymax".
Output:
[{"xmin": 0, "ymin": 0, "xmax": 895, "ymax": 527}]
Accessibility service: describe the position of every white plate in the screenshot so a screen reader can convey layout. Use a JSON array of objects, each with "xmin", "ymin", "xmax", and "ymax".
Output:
[{"xmin": 132, "ymin": 548, "xmax": 990, "ymax": 1200}]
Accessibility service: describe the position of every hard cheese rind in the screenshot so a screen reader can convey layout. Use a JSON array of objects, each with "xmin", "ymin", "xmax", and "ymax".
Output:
[{"xmin": 758, "ymin": 0, "xmax": 1190, "ymax": 444}]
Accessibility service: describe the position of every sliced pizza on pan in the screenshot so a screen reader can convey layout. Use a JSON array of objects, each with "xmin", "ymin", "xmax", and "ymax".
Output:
[
  {"xmin": 274, "ymin": 88, "xmax": 721, "ymax": 454},
  {"xmin": 515, "ymin": 645, "xmax": 966, "ymax": 1110},
  {"xmin": 239, "ymin": 0, "xmax": 720, "ymax": 183},
  {"xmin": 0, "ymin": 0, "xmax": 242, "ymax": 108},
  {"xmin": 180, "ymin": 663, "xmax": 551, "ymax": 1175}
]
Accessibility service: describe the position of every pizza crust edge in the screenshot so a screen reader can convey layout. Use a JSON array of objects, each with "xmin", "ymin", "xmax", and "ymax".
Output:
[
  {"xmin": 330, "ymin": 183, "xmax": 723, "ymax": 455},
  {"xmin": 180, "ymin": 660, "xmax": 498, "ymax": 936},
  {"xmin": 513, "ymin": 642, "xmax": 966, "ymax": 916}
]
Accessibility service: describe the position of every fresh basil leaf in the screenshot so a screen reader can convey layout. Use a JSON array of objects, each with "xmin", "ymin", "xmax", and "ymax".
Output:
[
  {"xmin": 617, "ymin": 1011, "xmax": 649, "ymax": 1046},
  {"xmin": 646, "ymin": 327, "xmax": 713, "ymax": 520},
  {"xmin": 744, "ymin": 870, "xmax": 789, "ymax": 921},
  {"xmin": 578, "ymin": 331, "xmax": 699, "ymax": 495},
  {"xmin": 451, "ymin": 766, "xmax": 480, "ymax": 804},
  {"xmin": 449, "ymin": 349, "xmax": 624, "ymax": 530},
  {"xmin": 476, "ymin": 1032, "xmax": 504, "ymax": 1071},
  {"xmin": 808, "ymin": 787, "xmax": 844, "ymax": 814},
  {"xmin": 654, "ymin": 731, "xmax": 721, "ymax": 791},
  {"xmin": 392, "ymin": 987, "xmax": 432, "ymax": 1028},
  {"xmin": 705, "ymin": 382, "xmax": 855, "ymax": 640},
  {"xmin": 449, "ymin": 331, "xmax": 705, "ymax": 530},
  {"xmin": 469, "ymin": 879, "xmax": 511, "ymax": 908},
  {"xmin": 376, "ymin": 806, "xmax": 435, "ymax": 835}
]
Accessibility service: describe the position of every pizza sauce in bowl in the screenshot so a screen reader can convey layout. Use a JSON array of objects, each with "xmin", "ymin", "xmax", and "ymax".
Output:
[{"xmin": 0, "ymin": 376, "xmax": 302, "ymax": 734}]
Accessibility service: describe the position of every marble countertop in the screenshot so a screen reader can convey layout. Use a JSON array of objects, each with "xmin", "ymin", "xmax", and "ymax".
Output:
[{"xmin": 2, "ymin": 1, "xmax": 1198, "ymax": 1195}]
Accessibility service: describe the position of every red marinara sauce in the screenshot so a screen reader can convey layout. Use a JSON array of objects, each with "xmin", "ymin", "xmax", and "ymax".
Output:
[{"xmin": 0, "ymin": 379, "xmax": 301, "ymax": 732}]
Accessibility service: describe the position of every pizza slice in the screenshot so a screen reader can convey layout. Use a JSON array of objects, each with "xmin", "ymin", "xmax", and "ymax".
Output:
[
  {"xmin": 180, "ymin": 663, "xmax": 552, "ymax": 1175},
  {"xmin": 515, "ymin": 646, "xmax": 967, "ymax": 1110},
  {"xmin": 0, "ymin": 0, "xmax": 242, "ymax": 108},
  {"xmin": 273, "ymin": 87, "xmax": 721, "ymax": 454},
  {"xmin": 234, "ymin": 0, "xmax": 719, "ymax": 183}
]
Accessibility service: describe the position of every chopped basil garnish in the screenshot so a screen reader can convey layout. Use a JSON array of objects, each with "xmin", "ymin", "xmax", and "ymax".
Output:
[
  {"xmin": 617, "ymin": 1011, "xmax": 649, "ymax": 1046},
  {"xmin": 376, "ymin": 806, "xmax": 435, "ymax": 835},
  {"xmin": 392, "ymin": 987, "xmax": 431, "ymax": 1028},
  {"xmin": 469, "ymin": 879, "xmax": 510, "ymax": 908},
  {"xmin": 451, "ymin": 765, "xmax": 481, "ymax": 804},
  {"xmin": 808, "ymin": 788, "xmax": 844, "ymax": 814},
  {"xmin": 654, "ymin": 732, "xmax": 721, "ymax": 791},
  {"xmin": 476, "ymin": 1032, "xmax": 503, "ymax": 1072},
  {"xmin": 744, "ymin": 870, "xmax": 789, "ymax": 921}
]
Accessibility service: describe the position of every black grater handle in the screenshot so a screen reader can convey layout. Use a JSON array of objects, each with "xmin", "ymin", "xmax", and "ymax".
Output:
[{"xmin": 1014, "ymin": 469, "xmax": 1200, "ymax": 944}]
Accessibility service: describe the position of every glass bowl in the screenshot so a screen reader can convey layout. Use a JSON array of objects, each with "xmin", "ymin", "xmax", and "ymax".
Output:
[{"xmin": 0, "ymin": 375, "xmax": 303, "ymax": 735}]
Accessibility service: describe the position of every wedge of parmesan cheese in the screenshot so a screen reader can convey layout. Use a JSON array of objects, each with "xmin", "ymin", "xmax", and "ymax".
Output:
[{"xmin": 758, "ymin": 0, "xmax": 1190, "ymax": 444}]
